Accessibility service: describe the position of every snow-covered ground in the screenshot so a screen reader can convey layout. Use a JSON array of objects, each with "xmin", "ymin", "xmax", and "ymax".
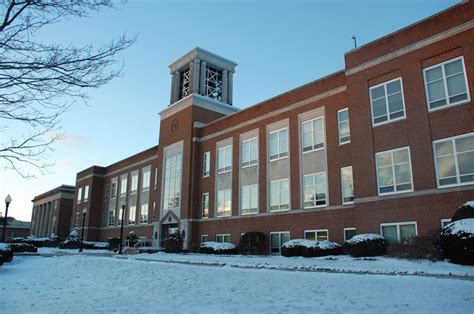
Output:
[{"xmin": 1, "ymin": 254, "xmax": 473, "ymax": 313}]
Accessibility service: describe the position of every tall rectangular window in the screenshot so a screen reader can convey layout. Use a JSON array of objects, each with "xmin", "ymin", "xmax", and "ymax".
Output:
[
  {"xmin": 341, "ymin": 166, "xmax": 354, "ymax": 204},
  {"xmin": 201, "ymin": 235, "xmax": 208, "ymax": 243},
  {"xmin": 140, "ymin": 203, "xmax": 148, "ymax": 224},
  {"xmin": 381, "ymin": 222, "xmax": 417, "ymax": 244},
  {"xmin": 423, "ymin": 57, "xmax": 470, "ymax": 111},
  {"xmin": 337, "ymin": 108, "xmax": 350, "ymax": 144},
  {"xmin": 433, "ymin": 133, "xmax": 474, "ymax": 187},
  {"xmin": 154, "ymin": 168, "xmax": 158, "ymax": 190},
  {"xmin": 217, "ymin": 189, "xmax": 232, "ymax": 217},
  {"xmin": 203, "ymin": 151, "xmax": 211, "ymax": 177},
  {"xmin": 120, "ymin": 177, "xmax": 127, "ymax": 196},
  {"xmin": 369, "ymin": 78, "xmax": 405, "ymax": 126},
  {"xmin": 216, "ymin": 234, "xmax": 231, "ymax": 243},
  {"xmin": 163, "ymin": 153, "xmax": 182, "ymax": 210},
  {"xmin": 77, "ymin": 187, "xmax": 82, "ymax": 203},
  {"xmin": 344, "ymin": 228, "xmax": 356, "ymax": 241},
  {"xmin": 241, "ymin": 184, "xmax": 258, "ymax": 215},
  {"xmin": 110, "ymin": 182, "xmax": 117, "ymax": 199},
  {"xmin": 304, "ymin": 230, "xmax": 328, "ymax": 241},
  {"xmin": 269, "ymin": 128, "xmax": 288, "ymax": 161},
  {"xmin": 270, "ymin": 232, "xmax": 290, "ymax": 254},
  {"xmin": 217, "ymin": 145, "xmax": 232, "ymax": 174},
  {"xmin": 83, "ymin": 185, "xmax": 89, "ymax": 202},
  {"xmin": 301, "ymin": 117, "xmax": 324, "ymax": 152},
  {"xmin": 142, "ymin": 169, "xmax": 150, "ymax": 191},
  {"xmin": 376, "ymin": 147, "xmax": 413, "ymax": 195},
  {"xmin": 202, "ymin": 193, "xmax": 209, "ymax": 218},
  {"xmin": 128, "ymin": 205, "xmax": 136, "ymax": 225},
  {"xmin": 241, "ymin": 137, "xmax": 258, "ymax": 167},
  {"xmin": 270, "ymin": 179, "xmax": 289, "ymax": 212},
  {"xmin": 130, "ymin": 174, "xmax": 138, "ymax": 194},
  {"xmin": 303, "ymin": 172, "xmax": 327, "ymax": 208},
  {"xmin": 108, "ymin": 209, "xmax": 115, "ymax": 227}
]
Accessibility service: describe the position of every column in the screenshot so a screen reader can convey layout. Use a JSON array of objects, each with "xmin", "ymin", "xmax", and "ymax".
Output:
[
  {"xmin": 169, "ymin": 72, "xmax": 176, "ymax": 105},
  {"xmin": 221, "ymin": 69, "xmax": 228, "ymax": 103},
  {"xmin": 188, "ymin": 60, "xmax": 194, "ymax": 93},
  {"xmin": 38, "ymin": 204, "xmax": 45, "ymax": 237},
  {"xmin": 200, "ymin": 61, "xmax": 207, "ymax": 95},
  {"xmin": 228, "ymin": 71, "xmax": 234, "ymax": 105},
  {"xmin": 45, "ymin": 202, "xmax": 51, "ymax": 238},
  {"xmin": 192, "ymin": 58, "xmax": 200, "ymax": 93},
  {"xmin": 174, "ymin": 70, "xmax": 181, "ymax": 102}
]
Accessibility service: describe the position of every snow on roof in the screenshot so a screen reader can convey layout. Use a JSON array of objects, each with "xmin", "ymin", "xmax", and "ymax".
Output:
[
  {"xmin": 444, "ymin": 218, "xmax": 474, "ymax": 236},
  {"xmin": 200, "ymin": 241, "xmax": 236, "ymax": 251},
  {"xmin": 0, "ymin": 243, "xmax": 11, "ymax": 251},
  {"xmin": 282, "ymin": 239, "xmax": 340, "ymax": 249},
  {"xmin": 464, "ymin": 201, "xmax": 474, "ymax": 208},
  {"xmin": 346, "ymin": 234, "xmax": 385, "ymax": 244}
]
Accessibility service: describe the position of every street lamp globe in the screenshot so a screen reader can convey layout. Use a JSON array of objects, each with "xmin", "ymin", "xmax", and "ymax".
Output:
[
  {"xmin": 5, "ymin": 194, "xmax": 12, "ymax": 205},
  {"xmin": 82, "ymin": 208, "xmax": 88, "ymax": 214}
]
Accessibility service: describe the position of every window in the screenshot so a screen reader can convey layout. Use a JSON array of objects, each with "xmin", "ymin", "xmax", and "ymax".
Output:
[
  {"xmin": 337, "ymin": 109, "xmax": 350, "ymax": 144},
  {"xmin": 241, "ymin": 137, "xmax": 258, "ymax": 167},
  {"xmin": 83, "ymin": 185, "xmax": 89, "ymax": 202},
  {"xmin": 304, "ymin": 230, "xmax": 328, "ymax": 241},
  {"xmin": 270, "ymin": 179, "xmax": 289, "ymax": 211},
  {"xmin": 217, "ymin": 145, "xmax": 232, "ymax": 174},
  {"xmin": 270, "ymin": 232, "xmax": 290, "ymax": 254},
  {"xmin": 302, "ymin": 117, "xmax": 324, "ymax": 153},
  {"xmin": 201, "ymin": 235, "xmax": 208, "ymax": 243},
  {"xmin": 108, "ymin": 209, "xmax": 115, "ymax": 226},
  {"xmin": 376, "ymin": 147, "xmax": 413, "ymax": 195},
  {"xmin": 105, "ymin": 184, "xmax": 110, "ymax": 199},
  {"xmin": 180, "ymin": 68, "xmax": 190, "ymax": 99},
  {"xmin": 381, "ymin": 222, "xmax": 417, "ymax": 244},
  {"xmin": 140, "ymin": 203, "xmax": 148, "ymax": 224},
  {"xmin": 341, "ymin": 166, "xmax": 354, "ymax": 204},
  {"xmin": 128, "ymin": 205, "xmax": 136, "ymax": 225},
  {"xmin": 205, "ymin": 66, "xmax": 223, "ymax": 100},
  {"xmin": 344, "ymin": 228, "xmax": 356, "ymax": 241},
  {"xmin": 369, "ymin": 78, "xmax": 405, "ymax": 126},
  {"xmin": 142, "ymin": 169, "xmax": 150, "ymax": 191},
  {"xmin": 203, "ymin": 151, "xmax": 211, "ymax": 177},
  {"xmin": 433, "ymin": 133, "xmax": 474, "ymax": 187},
  {"xmin": 241, "ymin": 184, "xmax": 258, "ymax": 215},
  {"xmin": 120, "ymin": 177, "xmax": 127, "ymax": 196},
  {"xmin": 154, "ymin": 168, "xmax": 158, "ymax": 190},
  {"xmin": 202, "ymin": 193, "xmax": 209, "ymax": 218},
  {"xmin": 130, "ymin": 174, "xmax": 138, "ymax": 194},
  {"xmin": 303, "ymin": 172, "xmax": 327, "ymax": 208},
  {"xmin": 75, "ymin": 212, "xmax": 80, "ymax": 227},
  {"xmin": 216, "ymin": 234, "xmax": 231, "ymax": 243},
  {"xmin": 441, "ymin": 219, "xmax": 451, "ymax": 228},
  {"xmin": 423, "ymin": 57, "xmax": 470, "ymax": 111},
  {"xmin": 117, "ymin": 206, "xmax": 124, "ymax": 226},
  {"xmin": 217, "ymin": 189, "xmax": 232, "ymax": 217},
  {"xmin": 163, "ymin": 153, "xmax": 182, "ymax": 210},
  {"xmin": 77, "ymin": 187, "xmax": 82, "ymax": 203},
  {"xmin": 110, "ymin": 182, "xmax": 117, "ymax": 199},
  {"xmin": 269, "ymin": 128, "xmax": 288, "ymax": 161}
]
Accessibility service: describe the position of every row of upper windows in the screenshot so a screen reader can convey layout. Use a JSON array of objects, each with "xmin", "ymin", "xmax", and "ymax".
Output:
[
  {"xmin": 200, "ymin": 132, "xmax": 474, "ymax": 219},
  {"xmin": 107, "ymin": 203, "xmax": 149, "ymax": 227},
  {"xmin": 108, "ymin": 168, "xmax": 152, "ymax": 200}
]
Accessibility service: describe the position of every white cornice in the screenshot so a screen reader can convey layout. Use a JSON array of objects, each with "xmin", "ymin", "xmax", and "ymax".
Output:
[{"xmin": 169, "ymin": 47, "xmax": 237, "ymax": 73}]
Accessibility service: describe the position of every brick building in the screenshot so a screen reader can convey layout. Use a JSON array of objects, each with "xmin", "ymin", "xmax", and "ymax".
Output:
[
  {"xmin": 0, "ymin": 217, "xmax": 31, "ymax": 241},
  {"xmin": 74, "ymin": 1, "xmax": 473, "ymax": 252},
  {"xmin": 31, "ymin": 185, "xmax": 75, "ymax": 240}
]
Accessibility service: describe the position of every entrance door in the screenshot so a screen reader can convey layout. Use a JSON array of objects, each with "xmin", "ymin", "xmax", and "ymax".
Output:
[{"xmin": 160, "ymin": 223, "xmax": 178, "ymax": 247}]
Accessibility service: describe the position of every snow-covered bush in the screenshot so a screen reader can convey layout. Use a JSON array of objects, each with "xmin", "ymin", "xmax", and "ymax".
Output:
[
  {"xmin": 0, "ymin": 243, "xmax": 13, "ymax": 263},
  {"xmin": 387, "ymin": 230, "xmax": 443, "ymax": 261},
  {"xmin": 343, "ymin": 234, "xmax": 388, "ymax": 257},
  {"xmin": 165, "ymin": 230, "xmax": 183, "ymax": 253},
  {"xmin": 239, "ymin": 232, "xmax": 268, "ymax": 255},
  {"xmin": 451, "ymin": 201, "xmax": 474, "ymax": 222},
  {"xmin": 108, "ymin": 237, "xmax": 121, "ymax": 251},
  {"xmin": 281, "ymin": 239, "xmax": 342, "ymax": 257},
  {"xmin": 23, "ymin": 236, "xmax": 59, "ymax": 247},
  {"xmin": 127, "ymin": 231, "xmax": 139, "ymax": 247},
  {"xmin": 10, "ymin": 243, "xmax": 38, "ymax": 253},
  {"xmin": 199, "ymin": 241, "xmax": 238, "ymax": 255},
  {"xmin": 440, "ymin": 218, "xmax": 474, "ymax": 265}
]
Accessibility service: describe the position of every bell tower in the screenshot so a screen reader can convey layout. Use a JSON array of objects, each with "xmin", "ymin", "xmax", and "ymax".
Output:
[{"xmin": 169, "ymin": 47, "xmax": 237, "ymax": 105}]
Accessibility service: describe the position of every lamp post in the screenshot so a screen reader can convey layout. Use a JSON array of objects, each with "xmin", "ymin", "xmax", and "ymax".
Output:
[
  {"xmin": 118, "ymin": 204, "xmax": 126, "ymax": 254},
  {"xmin": 2, "ymin": 194, "xmax": 12, "ymax": 242},
  {"xmin": 78, "ymin": 208, "xmax": 88, "ymax": 252}
]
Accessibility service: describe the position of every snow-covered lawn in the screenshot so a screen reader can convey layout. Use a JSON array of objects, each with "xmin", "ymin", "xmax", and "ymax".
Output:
[{"xmin": 1, "ymin": 254, "xmax": 473, "ymax": 313}]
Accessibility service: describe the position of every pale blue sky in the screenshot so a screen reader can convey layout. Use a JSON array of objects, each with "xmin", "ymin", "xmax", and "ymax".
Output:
[{"xmin": 1, "ymin": 0, "xmax": 459, "ymax": 220}]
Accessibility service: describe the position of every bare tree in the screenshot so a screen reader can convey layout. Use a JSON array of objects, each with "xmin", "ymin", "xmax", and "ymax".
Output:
[{"xmin": 0, "ymin": 0, "xmax": 135, "ymax": 177}]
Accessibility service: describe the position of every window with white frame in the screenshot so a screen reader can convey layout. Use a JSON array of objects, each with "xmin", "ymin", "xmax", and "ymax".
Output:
[
  {"xmin": 203, "ymin": 151, "xmax": 211, "ymax": 177},
  {"xmin": 241, "ymin": 184, "xmax": 258, "ymax": 215},
  {"xmin": 117, "ymin": 206, "xmax": 124, "ymax": 226},
  {"xmin": 120, "ymin": 177, "xmax": 127, "ymax": 196},
  {"xmin": 270, "ymin": 232, "xmax": 290, "ymax": 254},
  {"xmin": 217, "ymin": 189, "xmax": 232, "ymax": 217},
  {"xmin": 83, "ymin": 185, "xmax": 89, "ymax": 202},
  {"xmin": 128, "ymin": 205, "xmax": 136, "ymax": 225},
  {"xmin": 241, "ymin": 137, "xmax": 258, "ymax": 167},
  {"xmin": 140, "ymin": 203, "xmax": 148, "ymax": 224},
  {"xmin": 270, "ymin": 179, "xmax": 289, "ymax": 211},
  {"xmin": 441, "ymin": 219, "xmax": 451, "ymax": 228},
  {"xmin": 304, "ymin": 230, "xmax": 328, "ymax": 241},
  {"xmin": 142, "ymin": 169, "xmax": 150, "ymax": 191},
  {"xmin": 433, "ymin": 133, "xmax": 474, "ymax": 187},
  {"xmin": 338, "ymin": 109, "xmax": 351, "ymax": 144},
  {"xmin": 344, "ymin": 228, "xmax": 357, "ymax": 241},
  {"xmin": 154, "ymin": 168, "xmax": 158, "ymax": 190},
  {"xmin": 75, "ymin": 212, "xmax": 80, "ymax": 227},
  {"xmin": 381, "ymin": 222, "xmax": 417, "ymax": 244},
  {"xmin": 423, "ymin": 57, "xmax": 470, "ymax": 111},
  {"xmin": 201, "ymin": 235, "xmax": 208, "ymax": 243},
  {"xmin": 303, "ymin": 172, "xmax": 327, "ymax": 208},
  {"xmin": 269, "ymin": 128, "xmax": 288, "ymax": 160},
  {"xmin": 216, "ymin": 234, "xmax": 231, "ymax": 243},
  {"xmin": 130, "ymin": 174, "xmax": 138, "ymax": 194},
  {"xmin": 217, "ymin": 145, "xmax": 232, "ymax": 174},
  {"xmin": 163, "ymin": 153, "xmax": 182, "ymax": 210},
  {"xmin": 301, "ymin": 117, "xmax": 325, "ymax": 152},
  {"xmin": 110, "ymin": 182, "xmax": 117, "ymax": 199},
  {"xmin": 376, "ymin": 147, "xmax": 413, "ymax": 195},
  {"xmin": 202, "ymin": 193, "xmax": 209, "ymax": 218},
  {"xmin": 77, "ymin": 187, "xmax": 82, "ymax": 203},
  {"xmin": 341, "ymin": 166, "xmax": 354, "ymax": 204},
  {"xmin": 369, "ymin": 78, "xmax": 405, "ymax": 126}
]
